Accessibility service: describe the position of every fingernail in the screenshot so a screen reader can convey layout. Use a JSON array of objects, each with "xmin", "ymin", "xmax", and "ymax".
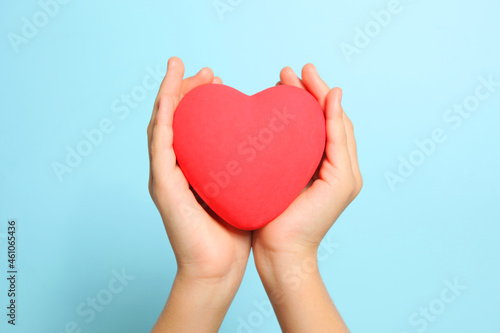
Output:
[{"xmin": 312, "ymin": 64, "xmax": 319, "ymax": 77}]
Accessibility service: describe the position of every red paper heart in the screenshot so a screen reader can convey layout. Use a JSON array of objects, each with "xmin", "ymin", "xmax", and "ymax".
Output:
[{"xmin": 173, "ymin": 84, "xmax": 325, "ymax": 230}]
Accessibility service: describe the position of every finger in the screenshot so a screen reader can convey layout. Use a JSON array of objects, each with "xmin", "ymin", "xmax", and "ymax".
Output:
[
  {"xmin": 154, "ymin": 57, "xmax": 184, "ymax": 109},
  {"xmin": 323, "ymin": 88, "xmax": 352, "ymax": 176},
  {"xmin": 280, "ymin": 67, "xmax": 306, "ymax": 89},
  {"xmin": 181, "ymin": 67, "xmax": 214, "ymax": 99},
  {"xmin": 148, "ymin": 57, "xmax": 185, "ymax": 141},
  {"xmin": 213, "ymin": 76, "xmax": 223, "ymax": 84},
  {"xmin": 148, "ymin": 57, "xmax": 184, "ymax": 192},
  {"xmin": 148, "ymin": 57, "xmax": 184, "ymax": 145},
  {"xmin": 343, "ymin": 112, "xmax": 363, "ymax": 197},
  {"xmin": 150, "ymin": 95, "xmax": 178, "ymax": 189},
  {"xmin": 302, "ymin": 63, "xmax": 330, "ymax": 110}
]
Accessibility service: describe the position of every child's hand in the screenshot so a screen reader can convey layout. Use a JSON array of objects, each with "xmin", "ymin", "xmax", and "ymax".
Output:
[
  {"xmin": 148, "ymin": 57, "xmax": 251, "ymax": 332},
  {"xmin": 251, "ymin": 64, "xmax": 362, "ymax": 332},
  {"xmin": 253, "ymin": 64, "xmax": 362, "ymax": 262},
  {"xmin": 149, "ymin": 58, "xmax": 359, "ymax": 332}
]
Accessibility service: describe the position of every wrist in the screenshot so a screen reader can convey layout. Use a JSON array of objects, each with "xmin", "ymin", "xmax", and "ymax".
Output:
[
  {"xmin": 254, "ymin": 247, "xmax": 320, "ymax": 301},
  {"xmin": 152, "ymin": 269, "xmax": 240, "ymax": 333},
  {"xmin": 173, "ymin": 245, "xmax": 250, "ymax": 288},
  {"xmin": 253, "ymin": 242, "xmax": 318, "ymax": 274},
  {"xmin": 176, "ymin": 265, "xmax": 245, "ymax": 297},
  {"xmin": 253, "ymin": 249, "xmax": 349, "ymax": 333},
  {"xmin": 175, "ymin": 270, "xmax": 236, "ymax": 302}
]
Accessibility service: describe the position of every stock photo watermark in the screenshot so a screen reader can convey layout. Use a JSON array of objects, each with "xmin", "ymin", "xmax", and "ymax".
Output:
[
  {"xmin": 340, "ymin": 0, "xmax": 420, "ymax": 64},
  {"xmin": 213, "ymin": 0, "xmax": 243, "ymax": 21},
  {"xmin": 400, "ymin": 277, "xmax": 467, "ymax": 333},
  {"xmin": 385, "ymin": 74, "xmax": 499, "ymax": 192},
  {"xmin": 58, "ymin": 267, "xmax": 135, "ymax": 333},
  {"xmin": 51, "ymin": 65, "xmax": 164, "ymax": 182},
  {"xmin": 202, "ymin": 106, "xmax": 296, "ymax": 200},
  {"xmin": 235, "ymin": 234, "xmax": 340, "ymax": 332},
  {"xmin": 5, "ymin": 219, "xmax": 18, "ymax": 326},
  {"xmin": 7, "ymin": 0, "xmax": 73, "ymax": 53}
]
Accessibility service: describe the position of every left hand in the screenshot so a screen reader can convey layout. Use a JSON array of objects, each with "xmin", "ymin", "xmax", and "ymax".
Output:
[{"xmin": 253, "ymin": 63, "xmax": 363, "ymax": 266}]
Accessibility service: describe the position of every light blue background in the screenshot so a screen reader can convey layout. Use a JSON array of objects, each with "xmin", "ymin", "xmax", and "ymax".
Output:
[{"xmin": 1, "ymin": 0, "xmax": 499, "ymax": 332}]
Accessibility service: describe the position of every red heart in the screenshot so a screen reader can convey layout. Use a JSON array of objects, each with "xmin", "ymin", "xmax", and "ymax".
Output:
[{"xmin": 173, "ymin": 84, "xmax": 325, "ymax": 230}]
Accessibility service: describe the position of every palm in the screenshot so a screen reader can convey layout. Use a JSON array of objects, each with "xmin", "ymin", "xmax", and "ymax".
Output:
[
  {"xmin": 161, "ymin": 164, "xmax": 251, "ymax": 279},
  {"xmin": 253, "ymin": 166, "xmax": 340, "ymax": 254}
]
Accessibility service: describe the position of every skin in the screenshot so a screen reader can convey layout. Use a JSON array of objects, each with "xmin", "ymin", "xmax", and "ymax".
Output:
[{"xmin": 148, "ymin": 57, "xmax": 362, "ymax": 333}]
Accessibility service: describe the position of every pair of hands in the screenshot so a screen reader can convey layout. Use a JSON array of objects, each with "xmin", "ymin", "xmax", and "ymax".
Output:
[{"xmin": 148, "ymin": 57, "xmax": 362, "ymax": 332}]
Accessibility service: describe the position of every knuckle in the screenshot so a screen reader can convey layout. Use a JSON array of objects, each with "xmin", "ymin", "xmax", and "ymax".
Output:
[
  {"xmin": 155, "ymin": 95, "xmax": 166, "ymax": 113},
  {"xmin": 352, "ymin": 176, "xmax": 363, "ymax": 198},
  {"xmin": 157, "ymin": 94, "xmax": 174, "ymax": 110},
  {"xmin": 344, "ymin": 172, "xmax": 358, "ymax": 196},
  {"xmin": 345, "ymin": 117, "xmax": 354, "ymax": 129},
  {"xmin": 157, "ymin": 94, "xmax": 167, "ymax": 105},
  {"xmin": 148, "ymin": 183, "xmax": 154, "ymax": 198},
  {"xmin": 357, "ymin": 179, "xmax": 364, "ymax": 194},
  {"xmin": 152, "ymin": 183, "xmax": 167, "ymax": 201},
  {"xmin": 150, "ymin": 143, "xmax": 159, "ymax": 159}
]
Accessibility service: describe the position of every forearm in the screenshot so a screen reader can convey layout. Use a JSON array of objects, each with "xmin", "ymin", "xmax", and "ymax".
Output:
[
  {"xmin": 255, "ymin": 252, "xmax": 349, "ymax": 333},
  {"xmin": 151, "ymin": 269, "xmax": 240, "ymax": 333}
]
